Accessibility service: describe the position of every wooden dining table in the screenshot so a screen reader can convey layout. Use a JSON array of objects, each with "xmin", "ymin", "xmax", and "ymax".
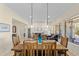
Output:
[{"xmin": 11, "ymin": 40, "xmax": 68, "ymax": 56}]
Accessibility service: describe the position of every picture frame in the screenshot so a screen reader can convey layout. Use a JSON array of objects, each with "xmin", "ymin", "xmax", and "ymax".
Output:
[
  {"xmin": 0, "ymin": 23, "xmax": 10, "ymax": 32},
  {"xmin": 12, "ymin": 26, "xmax": 16, "ymax": 33}
]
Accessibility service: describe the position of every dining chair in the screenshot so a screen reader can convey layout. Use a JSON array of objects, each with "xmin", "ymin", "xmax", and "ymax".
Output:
[
  {"xmin": 61, "ymin": 36, "xmax": 68, "ymax": 48},
  {"xmin": 23, "ymin": 41, "xmax": 31, "ymax": 56},
  {"xmin": 32, "ymin": 41, "xmax": 38, "ymax": 56},
  {"xmin": 33, "ymin": 34, "xmax": 38, "ymax": 40},
  {"xmin": 17, "ymin": 36, "xmax": 20, "ymax": 44},
  {"xmin": 42, "ymin": 41, "xmax": 56, "ymax": 56},
  {"xmin": 23, "ymin": 41, "xmax": 38, "ymax": 56},
  {"xmin": 42, "ymin": 35, "xmax": 47, "ymax": 40},
  {"xmin": 58, "ymin": 36, "xmax": 68, "ymax": 56},
  {"xmin": 12, "ymin": 35, "xmax": 22, "ymax": 56},
  {"xmin": 12, "ymin": 37, "xmax": 18, "ymax": 47},
  {"xmin": 49, "ymin": 42, "xmax": 56, "ymax": 56}
]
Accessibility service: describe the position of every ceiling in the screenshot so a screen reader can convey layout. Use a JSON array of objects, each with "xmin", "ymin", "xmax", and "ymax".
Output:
[{"xmin": 4, "ymin": 3, "xmax": 79, "ymax": 25}]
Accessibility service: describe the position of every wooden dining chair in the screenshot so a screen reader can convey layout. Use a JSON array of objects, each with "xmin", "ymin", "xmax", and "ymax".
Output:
[
  {"xmin": 12, "ymin": 35, "xmax": 22, "ymax": 56},
  {"xmin": 12, "ymin": 35, "xmax": 20, "ymax": 46},
  {"xmin": 42, "ymin": 35, "xmax": 47, "ymax": 40},
  {"xmin": 42, "ymin": 42, "xmax": 48, "ymax": 56},
  {"xmin": 61, "ymin": 36, "xmax": 68, "ymax": 48},
  {"xmin": 42, "ymin": 41, "xmax": 56, "ymax": 56},
  {"xmin": 58, "ymin": 36, "xmax": 68, "ymax": 56},
  {"xmin": 17, "ymin": 36, "xmax": 20, "ymax": 44},
  {"xmin": 33, "ymin": 34, "xmax": 38, "ymax": 40},
  {"xmin": 23, "ymin": 41, "xmax": 31, "ymax": 56},
  {"xmin": 32, "ymin": 41, "xmax": 38, "ymax": 56},
  {"xmin": 23, "ymin": 41, "xmax": 38, "ymax": 56},
  {"xmin": 49, "ymin": 42, "xmax": 56, "ymax": 56},
  {"xmin": 12, "ymin": 37, "xmax": 18, "ymax": 47}
]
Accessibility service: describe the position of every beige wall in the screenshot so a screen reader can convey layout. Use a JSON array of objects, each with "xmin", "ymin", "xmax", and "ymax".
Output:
[
  {"xmin": 0, "ymin": 4, "xmax": 27, "ymax": 55},
  {"xmin": 12, "ymin": 19, "xmax": 28, "ymax": 41}
]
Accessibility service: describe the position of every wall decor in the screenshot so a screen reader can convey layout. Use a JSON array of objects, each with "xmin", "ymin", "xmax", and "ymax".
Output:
[
  {"xmin": 12, "ymin": 26, "xmax": 16, "ymax": 33},
  {"xmin": 0, "ymin": 23, "xmax": 10, "ymax": 32}
]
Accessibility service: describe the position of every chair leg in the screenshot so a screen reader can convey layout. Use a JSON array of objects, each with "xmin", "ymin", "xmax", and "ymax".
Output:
[
  {"xmin": 36, "ymin": 50, "xmax": 38, "ymax": 56},
  {"xmin": 23, "ymin": 50, "xmax": 26, "ymax": 56},
  {"xmin": 64, "ymin": 51, "xmax": 66, "ymax": 56},
  {"xmin": 41, "ymin": 50, "xmax": 43, "ymax": 56},
  {"xmin": 27, "ymin": 50, "xmax": 29, "ymax": 56},
  {"xmin": 45, "ymin": 50, "xmax": 47, "ymax": 56},
  {"xmin": 30, "ymin": 50, "xmax": 32, "ymax": 56},
  {"xmin": 33, "ymin": 50, "xmax": 35, "ymax": 56},
  {"xmin": 57, "ymin": 50, "xmax": 67, "ymax": 56},
  {"xmin": 54, "ymin": 50, "xmax": 56, "ymax": 56},
  {"xmin": 50, "ymin": 50, "xmax": 52, "ymax": 56},
  {"xmin": 14, "ymin": 51, "xmax": 22, "ymax": 56},
  {"xmin": 47, "ymin": 50, "xmax": 50, "ymax": 56}
]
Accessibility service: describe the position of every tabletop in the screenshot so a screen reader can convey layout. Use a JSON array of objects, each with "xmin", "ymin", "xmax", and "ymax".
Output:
[{"xmin": 11, "ymin": 40, "xmax": 68, "ymax": 51}]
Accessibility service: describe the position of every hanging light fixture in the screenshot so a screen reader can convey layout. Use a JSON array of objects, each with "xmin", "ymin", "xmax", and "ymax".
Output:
[
  {"xmin": 31, "ymin": 3, "xmax": 33, "ymax": 28},
  {"xmin": 47, "ymin": 3, "xmax": 48, "ymax": 28}
]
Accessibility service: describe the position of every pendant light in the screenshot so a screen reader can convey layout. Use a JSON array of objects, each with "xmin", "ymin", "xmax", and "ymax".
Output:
[
  {"xmin": 47, "ymin": 3, "xmax": 48, "ymax": 28},
  {"xmin": 31, "ymin": 3, "xmax": 33, "ymax": 28}
]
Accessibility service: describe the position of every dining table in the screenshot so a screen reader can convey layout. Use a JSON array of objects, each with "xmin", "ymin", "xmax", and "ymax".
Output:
[{"xmin": 11, "ymin": 39, "xmax": 68, "ymax": 56}]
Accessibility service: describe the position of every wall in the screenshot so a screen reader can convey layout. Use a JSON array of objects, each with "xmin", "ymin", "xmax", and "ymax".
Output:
[
  {"xmin": 0, "ymin": 4, "xmax": 27, "ymax": 55},
  {"xmin": 12, "ymin": 19, "xmax": 28, "ymax": 41}
]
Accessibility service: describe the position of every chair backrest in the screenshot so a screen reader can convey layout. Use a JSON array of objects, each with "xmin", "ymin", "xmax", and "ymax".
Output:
[
  {"xmin": 60, "ymin": 36, "xmax": 68, "ymax": 48},
  {"xmin": 60, "ymin": 36, "xmax": 64, "ymax": 44},
  {"xmin": 12, "ymin": 35, "xmax": 20, "ymax": 47},
  {"xmin": 23, "ymin": 41, "xmax": 38, "ymax": 56},
  {"xmin": 42, "ymin": 41, "xmax": 56, "ymax": 56},
  {"xmin": 17, "ymin": 36, "xmax": 20, "ymax": 44},
  {"xmin": 32, "ymin": 41, "xmax": 38, "ymax": 56},
  {"xmin": 42, "ymin": 35, "xmax": 47, "ymax": 40},
  {"xmin": 32, "ymin": 34, "xmax": 38, "ymax": 40},
  {"xmin": 23, "ymin": 41, "xmax": 32, "ymax": 56},
  {"xmin": 12, "ymin": 37, "xmax": 18, "ymax": 47}
]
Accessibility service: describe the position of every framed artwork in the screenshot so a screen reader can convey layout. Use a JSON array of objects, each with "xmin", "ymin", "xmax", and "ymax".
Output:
[
  {"xmin": 0, "ymin": 23, "xmax": 10, "ymax": 32},
  {"xmin": 12, "ymin": 26, "xmax": 16, "ymax": 33}
]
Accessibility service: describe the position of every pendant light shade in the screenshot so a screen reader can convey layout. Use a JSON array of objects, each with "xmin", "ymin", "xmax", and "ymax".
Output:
[
  {"xmin": 31, "ymin": 3, "xmax": 33, "ymax": 28},
  {"xmin": 47, "ymin": 3, "xmax": 48, "ymax": 28}
]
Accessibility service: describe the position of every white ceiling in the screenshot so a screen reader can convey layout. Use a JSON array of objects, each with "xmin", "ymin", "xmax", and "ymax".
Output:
[{"xmin": 4, "ymin": 3, "xmax": 79, "ymax": 25}]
